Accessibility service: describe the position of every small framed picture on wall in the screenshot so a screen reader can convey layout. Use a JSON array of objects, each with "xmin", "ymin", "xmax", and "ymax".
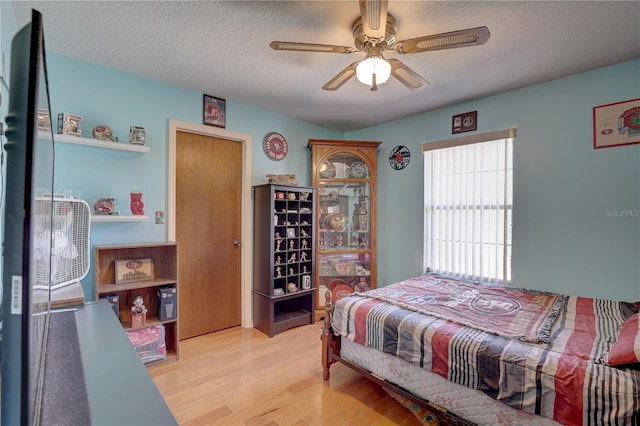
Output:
[{"xmin": 203, "ymin": 94, "xmax": 226, "ymax": 128}]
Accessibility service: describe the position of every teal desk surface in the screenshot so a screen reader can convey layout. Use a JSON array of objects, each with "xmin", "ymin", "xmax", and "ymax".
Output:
[{"xmin": 50, "ymin": 301, "xmax": 177, "ymax": 425}]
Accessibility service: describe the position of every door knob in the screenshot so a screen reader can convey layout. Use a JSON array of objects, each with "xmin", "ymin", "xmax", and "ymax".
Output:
[{"xmin": 233, "ymin": 240, "xmax": 242, "ymax": 247}]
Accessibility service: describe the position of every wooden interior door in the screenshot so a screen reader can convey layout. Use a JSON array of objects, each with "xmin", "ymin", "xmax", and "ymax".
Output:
[{"xmin": 176, "ymin": 130, "xmax": 242, "ymax": 339}]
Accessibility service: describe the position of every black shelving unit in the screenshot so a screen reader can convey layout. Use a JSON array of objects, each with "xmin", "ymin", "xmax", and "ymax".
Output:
[{"xmin": 252, "ymin": 184, "xmax": 316, "ymax": 337}]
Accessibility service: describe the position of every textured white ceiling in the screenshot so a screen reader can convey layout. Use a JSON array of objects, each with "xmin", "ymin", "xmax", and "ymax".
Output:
[{"xmin": 9, "ymin": 1, "xmax": 640, "ymax": 132}]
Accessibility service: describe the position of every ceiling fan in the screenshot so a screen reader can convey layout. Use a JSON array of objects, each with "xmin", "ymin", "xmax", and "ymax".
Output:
[{"xmin": 270, "ymin": 0, "xmax": 490, "ymax": 91}]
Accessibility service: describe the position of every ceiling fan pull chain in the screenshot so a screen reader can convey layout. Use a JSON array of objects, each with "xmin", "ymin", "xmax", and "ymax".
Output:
[{"xmin": 371, "ymin": 73, "xmax": 378, "ymax": 91}]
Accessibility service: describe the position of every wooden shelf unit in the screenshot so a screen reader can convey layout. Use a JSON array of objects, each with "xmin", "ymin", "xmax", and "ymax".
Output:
[{"xmin": 94, "ymin": 242, "xmax": 179, "ymax": 367}]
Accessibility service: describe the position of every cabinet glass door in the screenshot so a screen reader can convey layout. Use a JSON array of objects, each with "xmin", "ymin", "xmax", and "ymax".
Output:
[{"xmin": 317, "ymin": 151, "xmax": 372, "ymax": 302}]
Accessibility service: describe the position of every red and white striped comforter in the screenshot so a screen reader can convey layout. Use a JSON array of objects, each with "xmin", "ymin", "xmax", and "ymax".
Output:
[{"xmin": 331, "ymin": 274, "xmax": 640, "ymax": 425}]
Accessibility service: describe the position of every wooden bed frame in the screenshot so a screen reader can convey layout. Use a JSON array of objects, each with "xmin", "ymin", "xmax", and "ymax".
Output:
[{"xmin": 320, "ymin": 291, "xmax": 474, "ymax": 426}]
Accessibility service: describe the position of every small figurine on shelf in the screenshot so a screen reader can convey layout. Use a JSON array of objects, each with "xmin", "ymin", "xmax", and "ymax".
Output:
[
  {"xmin": 300, "ymin": 251, "xmax": 308, "ymax": 261},
  {"xmin": 94, "ymin": 198, "xmax": 119, "ymax": 215},
  {"xmin": 354, "ymin": 277, "xmax": 369, "ymax": 293},
  {"xmin": 130, "ymin": 191, "xmax": 145, "ymax": 215},
  {"xmin": 289, "ymin": 268, "xmax": 294, "ymax": 276},
  {"xmin": 276, "ymin": 238, "xmax": 283, "ymax": 251},
  {"xmin": 289, "ymin": 240, "xmax": 294, "ymax": 250},
  {"xmin": 276, "ymin": 267, "xmax": 282, "ymax": 277},
  {"xmin": 275, "ymin": 255, "xmax": 281, "ymax": 264},
  {"xmin": 301, "ymin": 239, "xmax": 308, "ymax": 249},
  {"xmin": 131, "ymin": 296, "xmax": 147, "ymax": 327},
  {"xmin": 288, "ymin": 253, "xmax": 296, "ymax": 263},
  {"xmin": 287, "ymin": 282, "xmax": 298, "ymax": 293},
  {"xmin": 301, "ymin": 229, "xmax": 308, "ymax": 237},
  {"xmin": 302, "ymin": 265, "xmax": 308, "ymax": 273},
  {"xmin": 302, "ymin": 275, "xmax": 311, "ymax": 290},
  {"xmin": 358, "ymin": 200, "xmax": 368, "ymax": 215}
]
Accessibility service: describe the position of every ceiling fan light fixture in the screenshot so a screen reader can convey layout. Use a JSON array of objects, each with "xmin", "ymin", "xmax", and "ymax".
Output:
[{"xmin": 356, "ymin": 56, "xmax": 391, "ymax": 86}]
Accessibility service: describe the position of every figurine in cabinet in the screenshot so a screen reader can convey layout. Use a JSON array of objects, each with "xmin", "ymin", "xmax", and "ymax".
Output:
[
  {"xmin": 354, "ymin": 277, "xmax": 369, "ymax": 293},
  {"xmin": 132, "ymin": 296, "xmax": 148, "ymax": 314}
]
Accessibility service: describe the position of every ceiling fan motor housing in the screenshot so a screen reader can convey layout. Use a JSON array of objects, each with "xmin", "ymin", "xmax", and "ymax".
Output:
[{"xmin": 352, "ymin": 14, "xmax": 397, "ymax": 49}]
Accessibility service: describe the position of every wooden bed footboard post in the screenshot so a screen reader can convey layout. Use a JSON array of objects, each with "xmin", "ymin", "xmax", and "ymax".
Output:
[{"xmin": 321, "ymin": 290, "xmax": 339, "ymax": 380}]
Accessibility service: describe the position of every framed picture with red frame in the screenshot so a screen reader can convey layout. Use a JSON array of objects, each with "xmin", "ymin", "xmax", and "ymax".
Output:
[
  {"xmin": 593, "ymin": 98, "xmax": 640, "ymax": 149},
  {"xmin": 203, "ymin": 94, "xmax": 226, "ymax": 128}
]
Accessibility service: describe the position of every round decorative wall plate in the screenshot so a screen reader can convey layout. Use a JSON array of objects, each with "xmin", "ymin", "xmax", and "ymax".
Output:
[
  {"xmin": 389, "ymin": 145, "xmax": 411, "ymax": 170},
  {"xmin": 263, "ymin": 132, "xmax": 288, "ymax": 161}
]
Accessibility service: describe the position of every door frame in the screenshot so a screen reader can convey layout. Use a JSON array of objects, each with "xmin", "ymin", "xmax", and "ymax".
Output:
[{"xmin": 167, "ymin": 119, "xmax": 253, "ymax": 328}]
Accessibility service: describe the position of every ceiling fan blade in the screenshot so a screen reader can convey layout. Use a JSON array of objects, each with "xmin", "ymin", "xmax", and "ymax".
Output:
[
  {"xmin": 322, "ymin": 62, "xmax": 359, "ymax": 91},
  {"xmin": 359, "ymin": 0, "xmax": 389, "ymax": 40},
  {"xmin": 388, "ymin": 58, "xmax": 428, "ymax": 90},
  {"xmin": 394, "ymin": 26, "xmax": 490, "ymax": 54},
  {"xmin": 270, "ymin": 41, "xmax": 356, "ymax": 54}
]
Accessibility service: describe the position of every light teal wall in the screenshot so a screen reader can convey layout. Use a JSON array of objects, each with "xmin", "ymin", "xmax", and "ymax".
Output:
[
  {"xmin": 347, "ymin": 59, "xmax": 640, "ymax": 301},
  {"xmin": 1, "ymin": 6, "xmax": 638, "ymax": 302},
  {"xmin": 45, "ymin": 54, "xmax": 341, "ymax": 298}
]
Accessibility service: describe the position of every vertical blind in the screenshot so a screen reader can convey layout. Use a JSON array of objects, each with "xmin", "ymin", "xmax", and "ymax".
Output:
[{"xmin": 423, "ymin": 131, "xmax": 514, "ymax": 283}]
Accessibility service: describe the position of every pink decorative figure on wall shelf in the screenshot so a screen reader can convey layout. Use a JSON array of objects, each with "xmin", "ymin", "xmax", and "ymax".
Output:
[{"xmin": 130, "ymin": 192, "xmax": 145, "ymax": 215}]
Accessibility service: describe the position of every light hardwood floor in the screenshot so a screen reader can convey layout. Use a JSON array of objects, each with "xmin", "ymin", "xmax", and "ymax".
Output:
[{"xmin": 149, "ymin": 322, "xmax": 421, "ymax": 426}]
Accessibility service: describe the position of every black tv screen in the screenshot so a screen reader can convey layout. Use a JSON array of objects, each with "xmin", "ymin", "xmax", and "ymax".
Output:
[{"xmin": 1, "ymin": 9, "xmax": 55, "ymax": 426}]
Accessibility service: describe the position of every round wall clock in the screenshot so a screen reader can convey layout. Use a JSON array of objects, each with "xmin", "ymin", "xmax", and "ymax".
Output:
[
  {"xmin": 263, "ymin": 132, "xmax": 288, "ymax": 161},
  {"xmin": 389, "ymin": 145, "xmax": 411, "ymax": 170}
]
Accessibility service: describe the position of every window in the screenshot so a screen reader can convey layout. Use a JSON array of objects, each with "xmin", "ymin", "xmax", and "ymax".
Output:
[{"xmin": 422, "ymin": 129, "xmax": 514, "ymax": 283}]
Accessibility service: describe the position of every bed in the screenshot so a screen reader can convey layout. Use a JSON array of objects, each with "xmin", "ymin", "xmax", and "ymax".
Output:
[{"xmin": 321, "ymin": 273, "xmax": 640, "ymax": 425}]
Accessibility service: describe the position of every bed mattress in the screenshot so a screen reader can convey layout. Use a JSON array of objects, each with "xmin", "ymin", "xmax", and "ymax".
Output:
[{"xmin": 340, "ymin": 337, "xmax": 559, "ymax": 425}]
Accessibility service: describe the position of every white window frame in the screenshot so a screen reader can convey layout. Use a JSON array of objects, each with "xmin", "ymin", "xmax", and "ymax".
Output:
[{"xmin": 422, "ymin": 129, "xmax": 515, "ymax": 284}]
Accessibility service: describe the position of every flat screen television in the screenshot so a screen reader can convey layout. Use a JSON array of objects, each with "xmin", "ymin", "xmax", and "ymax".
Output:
[{"xmin": 1, "ymin": 9, "xmax": 56, "ymax": 426}]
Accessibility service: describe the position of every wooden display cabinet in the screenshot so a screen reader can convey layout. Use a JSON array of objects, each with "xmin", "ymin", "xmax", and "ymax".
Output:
[
  {"xmin": 308, "ymin": 139, "xmax": 381, "ymax": 320},
  {"xmin": 253, "ymin": 184, "xmax": 316, "ymax": 337},
  {"xmin": 94, "ymin": 242, "xmax": 179, "ymax": 366}
]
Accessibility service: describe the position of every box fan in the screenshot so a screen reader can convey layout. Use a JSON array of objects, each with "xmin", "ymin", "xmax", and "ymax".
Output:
[{"xmin": 32, "ymin": 196, "xmax": 91, "ymax": 289}]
